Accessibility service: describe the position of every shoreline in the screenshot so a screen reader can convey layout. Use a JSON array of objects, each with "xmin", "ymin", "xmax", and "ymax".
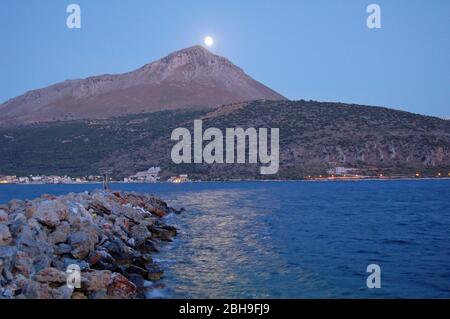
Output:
[
  {"xmin": 0, "ymin": 190, "xmax": 181, "ymax": 299},
  {"xmin": 1, "ymin": 176, "xmax": 449, "ymax": 186}
]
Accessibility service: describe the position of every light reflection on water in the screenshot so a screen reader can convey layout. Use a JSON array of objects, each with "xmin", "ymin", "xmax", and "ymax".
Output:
[{"xmin": 160, "ymin": 189, "xmax": 329, "ymax": 298}]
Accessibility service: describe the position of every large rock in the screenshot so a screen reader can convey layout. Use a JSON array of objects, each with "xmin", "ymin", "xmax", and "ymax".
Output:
[
  {"xmin": 13, "ymin": 251, "xmax": 33, "ymax": 277},
  {"xmin": 33, "ymin": 267, "xmax": 67, "ymax": 284},
  {"xmin": 68, "ymin": 231, "xmax": 92, "ymax": 259},
  {"xmin": 0, "ymin": 225, "xmax": 12, "ymax": 246},
  {"xmin": 33, "ymin": 200, "xmax": 69, "ymax": 227},
  {"xmin": 0, "ymin": 210, "xmax": 8, "ymax": 223},
  {"xmin": 107, "ymin": 273, "xmax": 137, "ymax": 299},
  {"xmin": 130, "ymin": 224, "xmax": 151, "ymax": 245},
  {"xmin": 82, "ymin": 270, "xmax": 112, "ymax": 293},
  {"xmin": 49, "ymin": 222, "xmax": 71, "ymax": 244},
  {"xmin": 54, "ymin": 243, "xmax": 72, "ymax": 255}
]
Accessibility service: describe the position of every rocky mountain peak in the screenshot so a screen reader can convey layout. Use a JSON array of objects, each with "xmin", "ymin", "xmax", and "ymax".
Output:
[{"xmin": 0, "ymin": 45, "xmax": 287, "ymax": 126}]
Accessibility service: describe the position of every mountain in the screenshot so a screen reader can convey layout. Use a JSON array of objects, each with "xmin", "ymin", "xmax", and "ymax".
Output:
[
  {"xmin": 0, "ymin": 46, "xmax": 286, "ymax": 126},
  {"xmin": 1, "ymin": 100, "xmax": 449, "ymax": 179}
]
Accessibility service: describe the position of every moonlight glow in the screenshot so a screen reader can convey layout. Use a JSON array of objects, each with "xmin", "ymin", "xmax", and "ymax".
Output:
[{"xmin": 204, "ymin": 36, "xmax": 214, "ymax": 47}]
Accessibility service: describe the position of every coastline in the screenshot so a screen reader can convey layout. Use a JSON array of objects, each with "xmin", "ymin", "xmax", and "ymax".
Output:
[
  {"xmin": 1, "ymin": 176, "xmax": 449, "ymax": 186},
  {"xmin": 0, "ymin": 190, "xmax": 181, "ymax": 299}
]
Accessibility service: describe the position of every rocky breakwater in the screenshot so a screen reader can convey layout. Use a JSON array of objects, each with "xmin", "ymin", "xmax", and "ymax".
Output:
[{"xmin": 0, "ymin": 190, "xmax": 182, "ymax": 299}]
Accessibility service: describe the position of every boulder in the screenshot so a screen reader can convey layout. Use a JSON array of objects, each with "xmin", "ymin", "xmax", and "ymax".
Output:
[
  {"xmin": 63, "ymin": 258, "xmax": 90, "ymax": 271},
  {"xmin": 8, "ymin": 200, "xmax": 25, "ymax": 215},
  {"xmin": 0, "ymin": 210, "xmax": 8, "ymax": 223},
  {"xmin": 145, "ymin": 263, "xmax": 164, "ymax": 281},
  {"xmin": 49, "ymin": 222, "xmax": 71, "ymax": 244},
  {"xmin": 68, "ymin": 231, "xmax": 93, "ymax": 259},
  {"xmin": 55, "ymin": 243, "xmax": 73, "ymax": 255},
  {"xmin": 0, "ymin": 225, "xmax": 12, "ymax": 246},
  {"xmin": 82, "ymin": 270, "xmax": 112, "ymax": 292},
  {"xmin": 71, "ymin": 291, "xmax": 88, "ymax": 299},
  {"xmin": 33, "ymin": 200, "xmax": 68, "ymax": 227},
  {"xmin": 130, "ymin": 224, "xmax": 151, "ymax": 245},
  {"xmin": 13, "ymin": 251, "xmax": 33, "ymax": 277},
  {"xmin": 32, "ymin": 255, "xmax": 52, "ymax": 273},
  {"xmin": 107, "ymin": 273, "xmax": 137, "ymax": 299},
  {"xmin": 33, "ymin": 267, "xmax": 67, "ymax": 284}
]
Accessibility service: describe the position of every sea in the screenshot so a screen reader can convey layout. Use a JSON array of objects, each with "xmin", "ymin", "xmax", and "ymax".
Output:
[{"xmin": 1, "ymin": 179, "xmax": 449, "ymax": 298}]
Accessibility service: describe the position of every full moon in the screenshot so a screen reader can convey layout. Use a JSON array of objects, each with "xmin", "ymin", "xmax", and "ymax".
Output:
[{"xmin": 204, "ymin": 36, "xmax": 214, "ymax": 47}]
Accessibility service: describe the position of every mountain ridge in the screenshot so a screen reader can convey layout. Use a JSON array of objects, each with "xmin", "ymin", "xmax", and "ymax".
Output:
[{"xmin": 0, "ymin": 45, "xmax": 287, "ymax": 126}]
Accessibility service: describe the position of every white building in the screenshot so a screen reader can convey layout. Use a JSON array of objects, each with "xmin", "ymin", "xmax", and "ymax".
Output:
[
  {"xmin": 125, "ymin": 167, "xmax": 161, "ymax": 183},
  {"xmin": 327, "ymin": 167, "xmax": 356, "ymax": 176}
]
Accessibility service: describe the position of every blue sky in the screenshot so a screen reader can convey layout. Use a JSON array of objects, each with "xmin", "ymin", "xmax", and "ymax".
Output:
[{"xmin": 0, "ymin": 0, "xmax": 448, "ymax": 117}]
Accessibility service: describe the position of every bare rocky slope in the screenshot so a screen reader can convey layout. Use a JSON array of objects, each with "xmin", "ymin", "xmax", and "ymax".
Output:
[{"xmin": 0, "ymin": 46, "xmax": 286, "ymax": 126}]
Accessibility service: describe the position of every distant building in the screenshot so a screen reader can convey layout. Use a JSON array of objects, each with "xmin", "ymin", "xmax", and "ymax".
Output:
[
  {"xmin": 125, "ymin": 167, "xmax": 161, "ymax": 183},
  {"xmin": 18, "ymin": 177, "xmax": 30, "ymax": 184},
  {"xmin": 168, "ymin": 174, "xmax": 189, "ymax": 183},
  {"xmin": 0, "ymin": 176, "xmax": 19, "ymax": 183},
  {"xmin": 30, "ymin": 175, "xmax": 43, "ymax": 182},
  {"xmin": 327, "ymin": 167, "xmax": 356, "ymax": 176}
]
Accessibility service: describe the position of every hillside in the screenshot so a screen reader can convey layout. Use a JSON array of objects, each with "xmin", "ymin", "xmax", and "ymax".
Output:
[{"xmin": 0, "ymin": 100, "xmax": 449, "ymax": 180}]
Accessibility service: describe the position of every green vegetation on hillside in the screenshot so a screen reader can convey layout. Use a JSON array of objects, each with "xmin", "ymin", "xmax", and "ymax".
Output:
[{"xmin": 1, "ymin": 100, "xmax": 449, "ymax": 180}]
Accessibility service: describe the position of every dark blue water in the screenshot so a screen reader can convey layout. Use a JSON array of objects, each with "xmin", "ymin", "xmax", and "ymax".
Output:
[{"xmin": 1, "ymin": 180, "xmax": 449, "ymax": 298}]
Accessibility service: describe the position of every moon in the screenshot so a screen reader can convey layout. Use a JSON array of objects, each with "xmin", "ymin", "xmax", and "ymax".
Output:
[{"xmin": 204, "ymin": 36, "xmax": 214, "ymax": 47}]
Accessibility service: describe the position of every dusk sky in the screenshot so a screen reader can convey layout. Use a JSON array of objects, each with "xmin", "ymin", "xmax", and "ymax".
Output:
[{"xmin": 0, "ymin": 0, "xmax": 448, "ymax": 117}]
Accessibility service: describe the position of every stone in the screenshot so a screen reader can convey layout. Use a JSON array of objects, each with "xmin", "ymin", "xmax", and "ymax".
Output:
[
  {"xmin": 8, "ymin": 200, "xmax": 25, "ymax": 215},
  {"xmin": 87, "ymin": 250, "xmax": 115, "ymax": 268},
  {"xmin": 88, "ymin": 199, "xmax": 112, "ymax": 216},
  {"xmin": 13, "ymin": 251, "xmax": 33, "ymax": 277},
  {"xmin": 33, "ymin": 267, "xmax": 67, "ymax": 284},
  {"xmin": 8, "ymin": 213, "xmax": 28, "ymax": 236},
  {"xmin": 0, "ymin": 225, "xmax": 12, "ymax": 246},
  {"xmin": 0, "ymin": 287, "xmax": 15, "ymax": 299},
  {"xmin": 106, "ymin": 239, "xmax": 133, "ymax": 260},
  {"xmin": 71, "ymin": 291, "xmax": 88, "ymax": 299},
  {"xmin": 151, "ymin": 226, "xmax": 176, "ymax": 241},
  {"xmin": 107, "ymin": 273, "xmax": 137, "ymax": 299},
  {"xmin": 122, "ymin": 206, "xmax": 145, "ymax": 222},
  {"xmin": 124, "ymin": 273, "xmax": 146, "ymax": 290},
  {"xmin": 22, "ymin": 280, "xmax": 53, "ymax": 299},
  {"xmin": 0, "ymin": 246, "xmax": 17, "ymax": 272},
  {"xmin": 0, "ymin": 210, "xmax": 8, "ymax": 223},
  {"xmin": 149, "ymin": 209, "xmax": 167, "ymax": 218},
  {"xmin": 49, "ymin": 222, "xmax": 71, "ymax": 244},
  {"xmin": 0, "ymin": 190, "xmax": 177, "ymax": 299},
  {"xmin": 122, "ymin": 264, "xmax": 147, "ymax": 277},
  {"xmin": 82, "ymin": 270, "xmax": 112, "ymax": 292},
  {"xmin": 55, "ymin": 243, "xmax": 73, "ymax": 255},
  {"xmin": 63, "ymin": 258, "xmax": 90, "ymax": 271},
  {"xmin": 53, "ymin": 285, "xmax": 73, "ymax": 299},
  {"xmin": 16, "ymin": 232, "xmax": 53, "ymax": 256},
  {"xmin": 33, "ymin": 200, "xmax": 68, "ymax": 227},
  {"xmin": 114, "ymin": 217, "xmax": 130, "ymax": 232},
  {"xmin": 130, "ymin": 224, "xmax": 151, "ymax": 245},
  {"xmin": 32, "ymin": 255, "xmax": 52, "ymax": 273},
  {"xmin": 68, "ymin": 231, "xmax": 92, "ymax": 259},
  {"xmin": 145, "ymin": 263, "xmax": 164, "ymax": 281}
]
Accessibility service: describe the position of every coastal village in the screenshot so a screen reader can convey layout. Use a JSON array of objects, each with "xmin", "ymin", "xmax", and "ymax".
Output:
[
  {"xmin": 1, "ymin": 166, "xmax": 449, "ymax": 184},
  {"xmin": 0, "ymin": 167, "xmax": 190, "ymax": 184}
]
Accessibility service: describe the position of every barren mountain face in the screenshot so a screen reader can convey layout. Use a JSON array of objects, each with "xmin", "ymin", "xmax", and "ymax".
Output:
[{"xmin": 0, "ymin": 46, "xmax": 286, "ymax": 126}]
